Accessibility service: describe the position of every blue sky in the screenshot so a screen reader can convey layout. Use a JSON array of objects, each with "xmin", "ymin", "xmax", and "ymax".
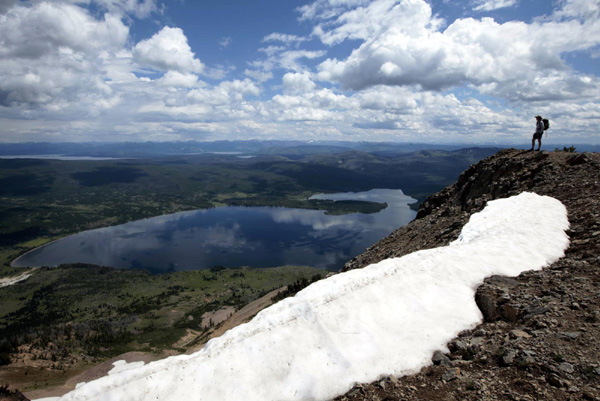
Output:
[{"xmin": 0, "ymin": 0, "xmax": 598, "ymax": 144}]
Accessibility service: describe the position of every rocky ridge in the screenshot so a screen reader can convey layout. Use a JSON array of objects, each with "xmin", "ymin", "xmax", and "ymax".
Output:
[{"xmin": 337, "ymin": 148, "xmax": 600, "ymax": 400}]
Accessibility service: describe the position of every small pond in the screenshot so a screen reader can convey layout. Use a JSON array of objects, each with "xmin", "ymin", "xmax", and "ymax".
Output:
[{"xmin": 12, "ymin": 189, "xmax": 417, "ymax": 273}]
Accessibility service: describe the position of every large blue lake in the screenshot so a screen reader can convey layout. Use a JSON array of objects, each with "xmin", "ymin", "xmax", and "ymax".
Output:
[{"xmin": 12, "ymin": 189, "xmax": 417, "ymax": 273}]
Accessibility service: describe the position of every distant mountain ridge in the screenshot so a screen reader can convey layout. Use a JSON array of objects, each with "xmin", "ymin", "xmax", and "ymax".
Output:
[
  {"xmin": 0, "ymin": 140, "xmax": 492, "ymax": 158},
  {"xmin": 1, "ymin": 141, "xmax": 598, "ymax": 158}
]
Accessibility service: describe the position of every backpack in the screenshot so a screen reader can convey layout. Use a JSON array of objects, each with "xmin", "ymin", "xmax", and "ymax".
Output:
[{"xmin": 542, "ymin": 118, "xmax": 549, "ymax": 130}]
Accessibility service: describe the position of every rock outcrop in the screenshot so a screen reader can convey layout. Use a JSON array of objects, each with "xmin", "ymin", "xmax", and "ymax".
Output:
[
  {"xmin": 337, "ymin": 148, "xmax": 600, "ymax": 401},
  {"xmin": 0, "ymin": 385, "xmax": 29, "ymax": 401}
]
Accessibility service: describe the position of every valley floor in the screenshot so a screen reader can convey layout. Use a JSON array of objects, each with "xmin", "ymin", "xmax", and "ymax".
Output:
[{"xmin": 0, "ymin": 265, "xmax": 323, "ymax": 398}]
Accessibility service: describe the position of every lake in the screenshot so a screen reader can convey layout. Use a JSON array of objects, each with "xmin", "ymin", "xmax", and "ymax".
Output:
[
  {"xmin": 0, "ymin": 155, "xmax": 124, "ymax": 160},
  {"xmin": 12, "ymin": 189, "xmax": 417, "ymax": 273}
]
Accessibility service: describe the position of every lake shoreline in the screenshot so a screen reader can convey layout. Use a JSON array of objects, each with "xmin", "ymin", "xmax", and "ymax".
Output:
[{"xmin": 10, "ymin": 189, "xmax": 416, "ymax": 273}]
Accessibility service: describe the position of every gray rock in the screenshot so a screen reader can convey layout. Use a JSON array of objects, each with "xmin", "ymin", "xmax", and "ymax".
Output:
[
  {"xmin": 451, "ymin": 340, "xmax": 468, "ymax": 352},
  {"xmin": 510, "ymin": 329, "xmax": 531, "ymax": 339},
  {"xmin": 525, "ymin": 305, "xmax": 549, "ymax": 316},
  {"xmin": 502, "ymin": 350, "xmax": 517, "ymax": 366},
  {"xmin": 468, "ymin": 343, "xmax": 481, "ymax": 355},
  {"xmin": 473, "ymin": 329, "xmax": 487, "ymax": 337},
  {"xmin": 432, "ymin": 350, "xmax": 451, "ymax": 366},
  {"xmin": 470, "ymin": 337, "xmax": 485, "ymax": 345},
  {"xmin": 487, "ymin": 276, "xmax": 520, "ymax": 287},
  {"xmin": 441, "ymin": 368, "xmax": 460, "ymax": 382},
  {"xmin": 520, "ymin": 355, "xmax": 536, "ymax": 365},
  {"xmin": 475, "ymin": 292, "xmax": 499, "ymax": 322},
  {"xmin": 559, "ymin": 362, "xmax": 575, "ymax": 374},
  {"xmin": 500, "ymin": 303, "xmax": 518, "ymax": 322},
  {"xmin": 567, "ymin": 153, "xmax": 590, "ymax": 165},
  {"xmin": 548, "ymin": 373, "xmax": 563, "ymax": 388},
  {"xmin": 558, "ymin": 332, "xmax": 580, "ymax": 340}
]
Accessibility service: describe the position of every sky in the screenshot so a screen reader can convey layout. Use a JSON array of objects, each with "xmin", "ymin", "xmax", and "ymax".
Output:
[
  {"xmin": 1, "ymin": 0, "xmax": 599, "ymax": 145},
  {"xmin": 34, "ymin": 192, "xmax": 570, "ymax": 401}
]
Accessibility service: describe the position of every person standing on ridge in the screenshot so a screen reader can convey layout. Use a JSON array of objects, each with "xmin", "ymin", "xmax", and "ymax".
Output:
[{"xmin": 530, "ymin": 115, "xmax": 544, "ymax": 151}]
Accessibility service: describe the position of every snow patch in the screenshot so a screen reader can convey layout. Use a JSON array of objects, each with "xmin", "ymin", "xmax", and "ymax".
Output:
[
  {"xmin": 41, "ymin": 192, "xmax": 569, "ymax": 401},
  {"xmin": 0, "ymin": 270, "xmax": 33, "ymax": 287},
  {"xmin": 108, "ymin": 360, "xmax": 147, "ymax": 376}
]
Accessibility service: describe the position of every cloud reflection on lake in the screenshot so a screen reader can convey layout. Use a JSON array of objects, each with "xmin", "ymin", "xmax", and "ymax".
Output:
[{"xmin": 13, "ymin": 189, "xmax": 416, "ymax": 272}]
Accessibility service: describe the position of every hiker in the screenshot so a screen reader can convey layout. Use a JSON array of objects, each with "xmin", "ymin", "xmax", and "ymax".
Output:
[{"xmin": 530, "ymin": 115, "xmax": 544, "ymax": 151}]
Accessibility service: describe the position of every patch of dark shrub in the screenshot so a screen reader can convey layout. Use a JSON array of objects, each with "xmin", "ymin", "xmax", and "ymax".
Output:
[
  {"xmin": 0, "ymin": 174, "xmax": 54, "ymax": 196},
  {"xmin": 71, "ymin": 166, "xmax": 147, "ymax": 186}
]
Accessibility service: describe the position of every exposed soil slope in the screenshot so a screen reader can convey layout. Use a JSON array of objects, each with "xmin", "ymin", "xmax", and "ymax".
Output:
[{"xmin": 337, "ymin": 148, "xmax": 600, "ymax": 400}]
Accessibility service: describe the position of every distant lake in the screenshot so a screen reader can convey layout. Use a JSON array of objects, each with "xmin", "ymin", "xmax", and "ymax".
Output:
[
  {"xmin": 0, "ymin": 155, "xmax": 123, "ymax": 161},
  {"xmin": 0, "ymin": 153, "xmax": 255, "ymax": 160},
  {"xmin": 12, "ymin": 189, "xmax": 417, "ymax": 273}
]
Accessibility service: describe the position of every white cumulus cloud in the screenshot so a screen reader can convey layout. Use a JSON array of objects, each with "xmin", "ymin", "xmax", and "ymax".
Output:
[
  {"xmin": 311, "ymin": 0, "xmax": 600, "ymax": 105},
  {"xmin": 0, "ymin": 2, "xmax": 128, "ymax": 107},
  {"xmin": 472, "ymin": 0, "xmax": 519, "ymax": 12},
  {"xmin": 157, "ymin": 71, "xmax": 199, "ymax": 88},
  {"xmin": 282, "ymin": 72, "xmax": 316, "ymax": 94},
  {"xmin": 0, "ymin": 0, "xmax": 598, "ymax": 144},
  {"xmin": 263, "ymin": 33, "xmax": 307, "ymax": 46},
  {"xmin": 93, "ymin": 0, "xmax": 158, "ymax": 18},
  {"xmin": 133, "ymin": 27, "xmax": 204, "ymax": 73}
]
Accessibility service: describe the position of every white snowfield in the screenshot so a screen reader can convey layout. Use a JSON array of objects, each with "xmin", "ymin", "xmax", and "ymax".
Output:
[
  {"xmin": 41, "ymin": 192, "xmax": 570, "ymax": 401},
  {"xmin": 0, "ymin": 270, "xmax": 33, "ymax": 288}
]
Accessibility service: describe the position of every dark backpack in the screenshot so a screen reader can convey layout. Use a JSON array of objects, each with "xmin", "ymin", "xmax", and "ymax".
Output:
[{"xmin": 542, "ymin": 118, "xmax": 549, "ymax": 130}]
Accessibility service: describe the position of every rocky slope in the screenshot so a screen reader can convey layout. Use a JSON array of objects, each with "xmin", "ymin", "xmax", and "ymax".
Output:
[{"xmin": 337, "ymin": 148, "xmax": 600, "ymax": 400}]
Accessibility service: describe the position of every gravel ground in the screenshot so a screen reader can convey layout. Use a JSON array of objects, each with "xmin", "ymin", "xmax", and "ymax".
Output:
[{"xmin": 336, "ymin": 148, "xmax": 600, "ymax": 401}]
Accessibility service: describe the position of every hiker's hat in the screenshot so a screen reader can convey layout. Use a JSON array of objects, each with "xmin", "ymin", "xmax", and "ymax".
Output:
[{"xmin": 535, "ymin": 115, "xmax": 542, "ymax": 119}]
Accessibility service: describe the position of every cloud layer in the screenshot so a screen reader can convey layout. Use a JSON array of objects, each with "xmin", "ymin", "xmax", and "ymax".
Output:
[{"xmin": 0, "ymin": 0, "xmax": 599, "ymax": 144}]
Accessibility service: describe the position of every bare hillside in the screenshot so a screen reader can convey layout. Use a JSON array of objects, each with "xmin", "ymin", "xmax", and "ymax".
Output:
[{"xmin": 337, "ymin": 148, "xmax": 600, "ymax": 400}]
